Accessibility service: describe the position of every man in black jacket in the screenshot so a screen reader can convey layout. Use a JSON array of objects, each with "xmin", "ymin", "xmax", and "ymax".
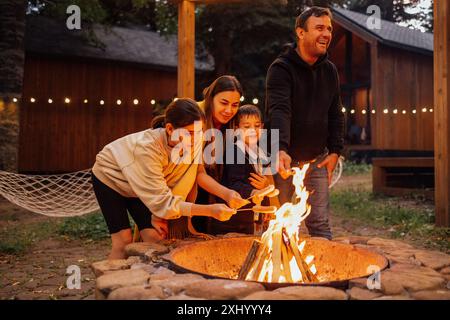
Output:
[{"xmin": 265, "ymin": 6, "xmax": 344, "ymax": 240}]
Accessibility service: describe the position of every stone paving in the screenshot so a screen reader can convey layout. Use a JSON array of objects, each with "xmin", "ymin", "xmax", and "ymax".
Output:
[{"xmin": 92, "ymin": 235, "xmax": 450, "ymax": 300}]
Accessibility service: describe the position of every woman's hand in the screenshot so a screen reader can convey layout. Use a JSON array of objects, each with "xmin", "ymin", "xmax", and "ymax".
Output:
[
  {"xmin": 225, "ymin": 189, "xmax": 250, "ymax": 209},
  {"xmin": 249, "ymin": 173, "xmax": 270, "ymax": 190},
  {"xmin": 210, "ymin": 203, "xmax": 237, "ymax": 221},
  {"xmin": 151, "ymin": 215, "xmax": 168, "ymax": 239}
]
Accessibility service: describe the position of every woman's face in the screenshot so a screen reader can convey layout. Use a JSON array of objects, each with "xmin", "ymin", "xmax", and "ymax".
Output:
[{"xmin": 212, "ymin": 90, "xmax": 241, "ymax": 126}]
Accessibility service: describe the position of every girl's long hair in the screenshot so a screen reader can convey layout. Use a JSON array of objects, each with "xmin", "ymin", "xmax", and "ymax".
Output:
[{"xmin": 151, "ymin": 98, "xmax": 205, "ymax": 129}]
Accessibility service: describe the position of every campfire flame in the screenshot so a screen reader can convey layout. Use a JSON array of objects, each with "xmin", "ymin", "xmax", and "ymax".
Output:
[{"xmin": 242, "ymin": 164, "xmax": 318, "ymax": 283}]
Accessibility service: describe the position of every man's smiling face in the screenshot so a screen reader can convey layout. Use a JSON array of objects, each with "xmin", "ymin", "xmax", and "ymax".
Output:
[{"xmin": 297, "ymin": 15, "xmax": 333, "ymax": 58}]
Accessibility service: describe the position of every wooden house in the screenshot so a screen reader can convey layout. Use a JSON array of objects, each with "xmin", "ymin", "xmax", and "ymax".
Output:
[{"xmin": 19, "ymin": 16, "xmax": 213, "ymax": 173}]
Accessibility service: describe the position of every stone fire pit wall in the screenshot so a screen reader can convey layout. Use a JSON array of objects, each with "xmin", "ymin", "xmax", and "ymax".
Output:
[{"xmin": 91, "ymin": 234, "xmax": 450, "ymax": 300}]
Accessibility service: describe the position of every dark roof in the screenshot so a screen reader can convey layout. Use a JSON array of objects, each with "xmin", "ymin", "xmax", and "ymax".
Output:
[
  {"xmin": 331, "ymin": 7, "xmax": 433, "ymax": 55},
  {"xmin": 25, "ymin": 16, "xmax": 214, "ymax": 72}
]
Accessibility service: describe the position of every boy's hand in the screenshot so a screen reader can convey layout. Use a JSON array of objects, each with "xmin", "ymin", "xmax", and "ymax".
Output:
[
  {"xmin": 225, "ymin": 189, "xmax": 250, "ymax": 209},
  {"xmin": 210, "ymin": 203, "xmax": 237, "ymax": 221},
  {"xmin": 249, "ymin": 172, "xmax": 270, "ymax": 189}
]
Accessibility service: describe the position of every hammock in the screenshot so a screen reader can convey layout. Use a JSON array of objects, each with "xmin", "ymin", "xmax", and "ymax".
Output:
[
  {"xmin": 0, "ymin": 159, "xmax": 343, "ymax": 217},
  {"xmin": 0, "ymin": 169, "xmax": 99, "ymax": 217}
]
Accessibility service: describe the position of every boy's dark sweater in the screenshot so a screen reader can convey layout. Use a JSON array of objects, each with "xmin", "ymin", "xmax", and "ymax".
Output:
[
  {"xmin": 209, "ymin": 144, "xmax": 267, "ymax": 235},
  {"xmin": 265, "ymin": 43, "xmax": 345, "ymax": 161}
]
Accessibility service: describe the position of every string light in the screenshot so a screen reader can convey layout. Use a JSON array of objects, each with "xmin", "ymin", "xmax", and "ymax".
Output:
[
  {"xmin": 402, "ymin": 110, "xmax": 407, "ymax": 114},
  {"xmin": 133, "ymin": 99, "xmax": 139, "ymax": 105},
  {"xmin": 48, "ymin": 98, "xmax": 53, "ymax": 104},
  {"xmin": 393, "ymin": 109, "xmax": 398, "ymax": 114},
  {"xmin": 116, "ymin": 99, "xmax": 122, "ymax": 105},
  {"xmin": 429, "ymin": 108, "xmax": 433, "ymax": 113},
  {"xmin": 151, "ymin": 99, "xmax": 156, "ymax": 105},
  {"xmin": 412, "ymin": 109, "xmax": 417, "ymax": 114},
  {"xmin": 371, "ymin": 109, "xmax": 376, "ymax": 114},
  {"xmin": 350, "ymin": 109, "xmax": 355, "ymax": 114},
  {"xmin": 341, "ymin": 107, "xmax": 346, "ymax": 113},
  {"xmin": 422, "ymin": 107, "xmax": 427, "ymax": 113},
  {"xmin": 362, "ymin": 110, "xmax": 367, "ymax": 114},
  {"xmin": 64, "ymin": 98, "xmax": 70, "ymax": 104},
  {"xmin": 173, "ymin": 97, "xmax": 178, "ymax": 102},
  {"xmin": 13, "ymin": 98, "xmax": 18, "ymax": 103},
  {"xmin": 383, "ymin": 109, "xmax": 389, "ymax": 114},
  {"xmin": 240, "ymin": 96, "xmax": 245, "ymax": 102},
  {"xmin": 252, "ymin": 98, "xmax": 259, "ymax": 105},
  {"xmin": 83, "ymin": 99, "xmax": 88, "ymax": 104},
  {"xmin": 30, "ymin": 97, "xmax": 36, "ymax": 103},
  {"xmin": 100, "ymin": 100, "xmax": 105, "ymax": 105}
]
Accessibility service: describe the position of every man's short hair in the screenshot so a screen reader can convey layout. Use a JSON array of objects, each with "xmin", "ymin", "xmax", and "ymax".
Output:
[{"xmin": 295, "ymin": 6, "xmax": 332, "ymax": 31}]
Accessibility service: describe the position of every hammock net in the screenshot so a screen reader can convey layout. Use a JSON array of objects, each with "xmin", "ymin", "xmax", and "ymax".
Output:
[{"xmin": 0, "ymin": 169, "xmax": 99, "ymax": 217}]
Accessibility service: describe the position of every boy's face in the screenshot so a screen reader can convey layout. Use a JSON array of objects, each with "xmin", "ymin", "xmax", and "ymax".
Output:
[{"xmin": 238, "ymin": 115, "xmax": 263, "ymax": 145}]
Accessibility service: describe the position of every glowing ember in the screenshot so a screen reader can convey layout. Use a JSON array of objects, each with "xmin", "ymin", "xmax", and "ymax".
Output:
[{"xmin": 243, "ymin": 164, "xmax": 318, "ymax": 283}]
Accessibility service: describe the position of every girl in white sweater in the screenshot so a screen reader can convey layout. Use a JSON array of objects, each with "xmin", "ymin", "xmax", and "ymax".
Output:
[{"xmin": 92, "ymin": 98, "xmax": 248, "ymax": 259}]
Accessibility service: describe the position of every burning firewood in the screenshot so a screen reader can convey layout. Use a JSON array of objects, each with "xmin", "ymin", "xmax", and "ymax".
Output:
[{"xmin": 238, "ymin": 164, "xmax": 319, "ymax": 284}]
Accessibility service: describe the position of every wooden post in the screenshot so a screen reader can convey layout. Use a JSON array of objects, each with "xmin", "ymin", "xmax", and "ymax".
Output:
[
  {"xmin": 178, "ymin": 0, "xmax": 196, "ymax": 98},
  {"xmin": 434, "ymin": 1, "xmax": 450, "ymax": 227}
]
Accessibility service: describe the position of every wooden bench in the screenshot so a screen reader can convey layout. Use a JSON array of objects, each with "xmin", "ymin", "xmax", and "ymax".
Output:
[{"xmin": 372, "ymin": 157, "xmax": 434, "ymax": 199}]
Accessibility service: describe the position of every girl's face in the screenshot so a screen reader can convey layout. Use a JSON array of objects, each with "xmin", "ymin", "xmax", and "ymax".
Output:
[
  {"xmin": 212, "ymin": 90, "xmax": 241, "ymax": 126},
  {"xmin": 166, "ymin": 121, "xmax": 204, "ymax": 149},
  {"xmin": 238, "ymin": 115, "xmax": 263, "ymax": 145}
]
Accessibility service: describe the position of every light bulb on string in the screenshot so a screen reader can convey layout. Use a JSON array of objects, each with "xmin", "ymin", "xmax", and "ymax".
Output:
[
  {"xmin": 252, "ymin": 98, "xmax": 259, "ymax": 105},
  {"xmin": 100, "ymin": 100, "xmax": 105, "ymax": 105},
  {"xmin": 30, "ymin": 97, "xmax": 36, "ymax": 103},
  {"xmin": 133, "ymin": 99, "xmax": 139, "ymax": 105},
  {"xmin": 116, "ymin": 99, "xmax": 122, "ymax": 106},
  {"xmin": 48, "ymin": 98, "xmax": 53, "ymax": 104}
]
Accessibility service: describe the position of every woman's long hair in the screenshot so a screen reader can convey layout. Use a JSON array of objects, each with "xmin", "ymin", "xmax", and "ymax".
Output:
[
  {"xmin": 201, "ymin": 76, "xmax": 243, "ymax": 182},
  {"xmin": 151, "ymin": 98, "xmax": 205, "ymax": 129}
]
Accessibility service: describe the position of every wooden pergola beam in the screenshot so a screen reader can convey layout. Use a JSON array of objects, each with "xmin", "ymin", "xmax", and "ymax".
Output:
[
  {"xmin": 434, "ymin": 1, "xmax": 450, "ymax": 227},
  {"xmin": 175, "ymin": 0, "xmax": 245, "ymax": 98}
]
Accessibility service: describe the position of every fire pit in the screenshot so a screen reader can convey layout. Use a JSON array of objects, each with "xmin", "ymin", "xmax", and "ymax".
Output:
[
  {"xmin": 163, "ymin": 236, "xmax": 388, "ymax": 290},
  {"xmin": 164, "ymin": 164, "xmax": 388, "ymax": 290}
]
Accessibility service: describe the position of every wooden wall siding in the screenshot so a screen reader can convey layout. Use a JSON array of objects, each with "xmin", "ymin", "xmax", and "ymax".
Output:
[
  {"xmin": 371, "ymin": 45, "xmax": 434, "ymax": 151},
  {"xmin": 19, "ymin": 55, "xmax": 177, "ymax": 173}
]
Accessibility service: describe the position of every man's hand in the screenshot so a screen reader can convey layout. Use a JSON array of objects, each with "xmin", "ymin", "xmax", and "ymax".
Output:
[
  {"xmin": 151, "ymin": 215, "xmax": 168, "ymax": 239},
  {"xmin": 317, "ymin": 153, "xmax": 339, "ymax": 185},
  {"xmin": 210, "ymin": 203, "xmax": 237, "ymax": 221},
  {"xmin": 225, "ymin": 189, "xmax": 250, "ymax": 209},
  {"xmin": 277, "ymin": 150, "xmax": 292, "ymax": 179}
]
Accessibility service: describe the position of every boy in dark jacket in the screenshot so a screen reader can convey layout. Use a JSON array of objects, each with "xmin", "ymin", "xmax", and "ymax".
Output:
[
  {"xmin": 265, "ymin": 7, "xmax": 345, "ymax": 240},
  {"xmin": 208, "ymin": 105, "xmax": 278, "ymax": 235}
]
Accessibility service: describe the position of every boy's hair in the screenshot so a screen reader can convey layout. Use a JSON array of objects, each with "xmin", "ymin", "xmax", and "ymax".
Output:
[
  {"xmin": 295, "ymin": 6, "xmax": 332, "ymax": 31},
  {"xmin": 233, "ymin": 104, "xmax": 263, "ymax": 128}
]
